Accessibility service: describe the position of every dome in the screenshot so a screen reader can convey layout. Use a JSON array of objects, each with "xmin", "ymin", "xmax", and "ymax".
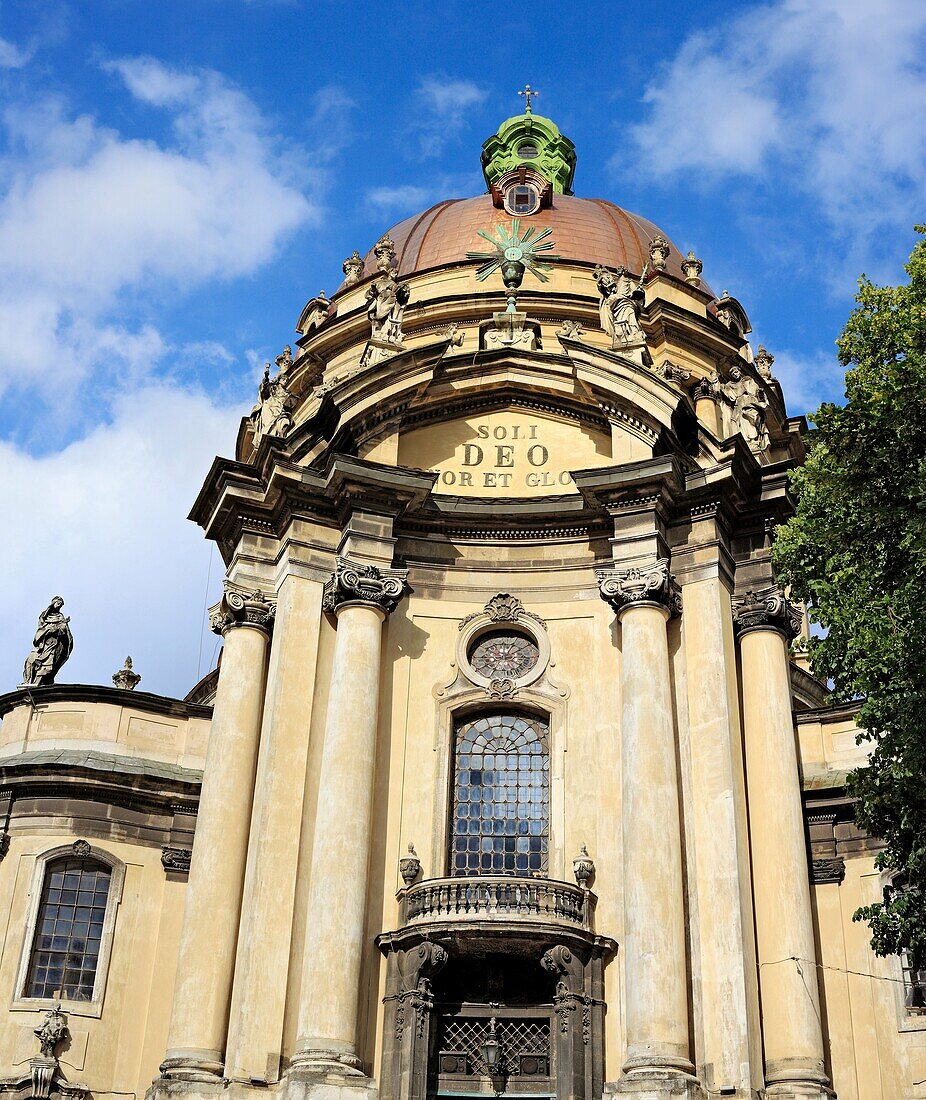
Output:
[
  {"xmin": 341, "ymin": 193, "xmax": 710, "ymax": 294},
  {"xmin": 335, "ymin": 109, "xmax": 713, "ymax": 299}
]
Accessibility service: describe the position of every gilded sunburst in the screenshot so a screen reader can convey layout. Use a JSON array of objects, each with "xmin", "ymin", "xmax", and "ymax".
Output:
[{"xmin": 466, "ymin": 218, "xmax": 560, "ymax": 309}]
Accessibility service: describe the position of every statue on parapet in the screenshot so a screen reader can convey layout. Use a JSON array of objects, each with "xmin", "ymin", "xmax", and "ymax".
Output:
[
  {"xmin": 366, "ymin": 271, "xmax": 410, "ymax": 348},
  {"xmin": 715, "ymin": 364, "xmax": 770, "ymax": 451},
  {"xmin": 22, "ymin": 597, "xmax": 73, "ymax": 687},
  {"xmin": 593, "ymin": 264, "xmax": 648, "ymax": 348},
  {"xmin": 251, "ymin": 346, "xmax": 295, "ymax": 448}
]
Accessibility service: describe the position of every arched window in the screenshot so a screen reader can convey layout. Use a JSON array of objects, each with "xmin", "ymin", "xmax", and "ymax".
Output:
[
  {"xmin": 450, "ymin": 711, "xmax": 550, "ymax": 877},
  {"xmin": 24, "ymin": 855, "xmax": 113, "ymax": 1001}
]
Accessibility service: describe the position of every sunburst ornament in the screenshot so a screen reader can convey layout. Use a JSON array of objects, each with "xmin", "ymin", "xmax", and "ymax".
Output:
[{"xmin": 467, "ymin": 219, "xmax": 560, "ymax": 312}]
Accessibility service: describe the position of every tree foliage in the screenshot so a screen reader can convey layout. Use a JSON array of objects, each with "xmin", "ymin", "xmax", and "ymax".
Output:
[{"xmin": 773, "ymin": 228, "xmax": 926, "ymax": 968}]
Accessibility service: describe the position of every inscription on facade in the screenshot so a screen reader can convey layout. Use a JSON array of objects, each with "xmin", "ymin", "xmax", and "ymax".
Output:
[
  {"xmin": 434, "ymin": 423, "xmax": 573, "ymax": 491},
  {"xmin": 397, "ymin": 411, "xmax": 612, "ymax": 498}
]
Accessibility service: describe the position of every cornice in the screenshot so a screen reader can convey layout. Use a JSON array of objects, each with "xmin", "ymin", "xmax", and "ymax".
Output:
[
  {"xmin": 190, "ymin": 450, "xmax": 437, "ymax": 547},
  {"xmin": 0, "ymin": 684, "xmax": 212, "ymax": 722}
]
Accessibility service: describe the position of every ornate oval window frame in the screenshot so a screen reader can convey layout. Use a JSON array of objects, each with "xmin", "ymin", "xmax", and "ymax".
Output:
[{"xmin": 458, "ymin": 593, "xmax": 550, "ymax": 695}]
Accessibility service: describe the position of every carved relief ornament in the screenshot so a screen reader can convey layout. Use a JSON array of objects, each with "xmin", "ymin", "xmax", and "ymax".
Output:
[
  {"xmin": 596, "ymin": 558, "xmax": 681, "ymax": 617},
  {"xmin": 322, "ymin": 557, "xmax": 410, "ymax": 616},
  {"xmin": 731, "ymin": 585, "xmax": 802, "ymax": 639},
  {"xmin": 540, "ymin": 945, "xmax": 592, "ymax": 1044},
  {"xmin": 394, "ymin": 942, "xmax": 449, "ymax": 1043},
  {"xmin": 210, "ymin": 589, "xmax": 276, "ymax": 637}
]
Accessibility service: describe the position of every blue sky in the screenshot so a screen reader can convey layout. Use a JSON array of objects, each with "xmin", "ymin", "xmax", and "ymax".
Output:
[{"xmin": 1, "ymin": 0, "xmax": 924, "ymax": 697}]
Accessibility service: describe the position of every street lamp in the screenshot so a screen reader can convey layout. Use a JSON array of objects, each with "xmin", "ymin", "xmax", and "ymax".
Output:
[{"xmin": 481, "ymin": 1016, "xmax": 503, "ymax": 1078}]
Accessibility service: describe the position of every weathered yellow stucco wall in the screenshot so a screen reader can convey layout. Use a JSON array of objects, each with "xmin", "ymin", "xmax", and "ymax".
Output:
[{"xmin": 0, "ymin": 580, "xmax": 923, "ymax": 1097}]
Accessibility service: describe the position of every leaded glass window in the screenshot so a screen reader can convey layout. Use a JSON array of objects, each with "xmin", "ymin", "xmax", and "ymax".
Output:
[
  {"xmin": 468, "ymin": 629, "xmax": 540, "ymax": 680},
  {"xmin": 450, "ymin": 711, "xmax": 549, "ymax": 877},
  {"xmin": 25, "ymin": 857, "xmax": 111, "ymax": 1000}
]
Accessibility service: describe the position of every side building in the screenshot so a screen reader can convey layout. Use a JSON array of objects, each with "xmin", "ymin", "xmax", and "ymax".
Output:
[{"xmin": 0, "ymin": 106, "xmax": 923, "ymax": 1100}]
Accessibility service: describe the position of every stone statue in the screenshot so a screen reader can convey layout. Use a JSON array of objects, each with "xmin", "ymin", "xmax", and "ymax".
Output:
[
  {"xmin": 593, "ymin": 264, "xmax": 647, "ymax": 347},
  {"xmin": 22, "ymin": 598, "xmax": 73, "ymax": 687},
  {"xmin": 34, "ymin": 1004, "xmax": 68, "ymax": 1057},
  {"xmin": 717, "ymin": 365, "xmax": 769, "ymax": 450},
  {"xmin": 366, "ymin": 273, "xmax": 410, "ymax": 347},
  {"xmin": 251, "ymin": 349, "xmax": 295, "ymax": 449}
]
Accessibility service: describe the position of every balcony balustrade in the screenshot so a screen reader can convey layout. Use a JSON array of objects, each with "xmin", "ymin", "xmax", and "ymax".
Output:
[{"xmin": 399, "ymin": 875, "xmax": 594, "ymax": 931}]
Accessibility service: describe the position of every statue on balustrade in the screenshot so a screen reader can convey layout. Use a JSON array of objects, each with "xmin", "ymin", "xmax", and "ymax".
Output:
[{"xmin": 22, "ymin": 597, "xmax": 73, "ymax": 687}]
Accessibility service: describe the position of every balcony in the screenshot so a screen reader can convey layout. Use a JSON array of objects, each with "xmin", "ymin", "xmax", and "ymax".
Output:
[{"xmin": 399, "ymin": 875, "xmax": 595, "ymax": 932}]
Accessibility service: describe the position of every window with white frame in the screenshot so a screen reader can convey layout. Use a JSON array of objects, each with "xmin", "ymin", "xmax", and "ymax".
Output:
[{"xmin": 16, "ymin": 844, "xmax": 123, "ymax": 1011}]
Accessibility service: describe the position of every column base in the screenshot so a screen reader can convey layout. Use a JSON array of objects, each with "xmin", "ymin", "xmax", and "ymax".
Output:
[
  {"xmin": 146, "ymin": 1072, "xmax": 226, "ymax": 1100},
  {"xmin": 764, "ymin": 1086, "xmax": 833, "ymax": 1100},
  {"xmin": 284, "ymin": 1062, "xmax": 377, "ymax": 1100},
  {"xmin": 608, "ymin": 1069, "xmax": 705, "ymax": 1100},
  {"xmin": 157, "ymin": 1052, "xmax": 225, "ymax": 1082},
  {"xmin": 764, "ymin": 1059, "xmax": 833, "ymax": 1099},
  {"xmin": 288, "ymin": 1050, "xmax": 366, "ymax": 1078}
]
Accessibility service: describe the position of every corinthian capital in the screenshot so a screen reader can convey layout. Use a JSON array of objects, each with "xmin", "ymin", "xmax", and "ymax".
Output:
[
  {"xmin": 323, "ymin": 556, "xmax": 410, "ymax": 616},
  {"xmin": 210, "ymin": 588, "xmax": 275, "ymax": 637},
  {"xmin": 596, "ymin": 558, "xmax": 681, "ymax": 617},
  {"xmin": 731, "ymin": 586, "xmax": 801, "ymax": 639}
]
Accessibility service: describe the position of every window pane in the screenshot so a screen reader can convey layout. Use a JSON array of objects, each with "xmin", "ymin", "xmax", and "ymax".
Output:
[
  {"xmin": 449, "ymin": 712, "xmax": 549, "ymax": 877},
  {"xmin": 25, "ymin": 857, "xmax": 111, "ymax": 1000}
]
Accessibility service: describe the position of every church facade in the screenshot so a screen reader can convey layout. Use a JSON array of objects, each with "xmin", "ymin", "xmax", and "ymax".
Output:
[{"xmin": 0, "ymin": 104, "xmax": 923, "ymax": 1100}]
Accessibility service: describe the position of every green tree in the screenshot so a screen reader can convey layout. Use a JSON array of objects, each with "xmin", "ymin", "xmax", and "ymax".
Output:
[{"xmin": 773, "ymin": 228, "xmax": 926, "ymax": 971}]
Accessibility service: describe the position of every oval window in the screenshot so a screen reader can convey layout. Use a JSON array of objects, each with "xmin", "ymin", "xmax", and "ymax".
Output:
[
  {"xmin": 504, "ymin": 184, "xmax": 540, "ymax": 216},
  {"xmin": 517, "ymin": 143, "xmax": 539, "ymax": 159}
]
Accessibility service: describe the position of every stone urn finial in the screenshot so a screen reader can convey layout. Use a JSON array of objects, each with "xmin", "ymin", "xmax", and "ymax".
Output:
[
  {"xmin": 572, "ymin": 844, "xmax": 595, "ymax": 889},
  {"xmin": 399, "ymin": 842, "xmax": 421, "ymax": 887},
  {"xmin": 113, "ymin": 656, "xmax": 141, "ymax": 691},
  {"xmin": 681, "ymin": 250, "xmax": 703, "ymax": 287}
]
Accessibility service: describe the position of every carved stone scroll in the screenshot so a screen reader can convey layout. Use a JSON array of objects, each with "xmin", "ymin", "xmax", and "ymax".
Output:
[
  {"xmin": 210, "ymin": 589, "xmax": 275, "ymax": 638},
  {"xmin": 322, "ymin": 557, "xmax": 410, "ymax": 616},
  {"xmin": 596, "ymin": 558, "xmax": 681, "ymax": 618},
  {"xmin": 731, "ymin": 586, "xmax": 802, "ymax": 640}
]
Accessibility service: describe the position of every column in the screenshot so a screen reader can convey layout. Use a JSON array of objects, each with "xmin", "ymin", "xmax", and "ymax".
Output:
[
  {"xmin": 733, "ymin": 587, "xmax": 830, "ymax": 1097},
  {"xmin": 682, "ymin": 570, "xmax": 762, "ymax": 1093},
  {"xmin": 223, "ymin": 572, "xmax": 324, "ymax": 1082},
  {"xmin": 596, "ymin": 560, "xmax": 696, "ymax": 1089},
  {"xmin": 162, "ymin": 589, "xmax": 274, "ymax": 1078},
  {"xmin": 292, "ymin": 557, "xmax": 409, "ymax": 1075}
]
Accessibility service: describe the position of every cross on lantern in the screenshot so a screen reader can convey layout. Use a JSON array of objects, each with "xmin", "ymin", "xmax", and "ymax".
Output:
[{"xmin": 518, "ymin": 84, "xmax": 539, "ymax": 113}]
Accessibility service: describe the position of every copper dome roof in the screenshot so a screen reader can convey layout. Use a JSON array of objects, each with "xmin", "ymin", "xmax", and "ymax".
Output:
[{"xmin": 344, "ymin": 193, "xmax": 711, "ymax": 294}]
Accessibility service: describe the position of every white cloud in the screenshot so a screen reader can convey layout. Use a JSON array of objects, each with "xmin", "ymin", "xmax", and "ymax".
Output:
[
  {"xmin": 0, "ymin": 57, "xmax": 316, "ymax": 405},
  {"xmin": 411, "ymin": 77, "xmax": 487, "ymax": 158},
  {"xmin": 628, "ymin": 0, "xmax": 926, "ymax": 251},
  {"xmin": 0, "ymin": 385, "xmax": 241, "ymax": 697},
  {"xmin": 364, "ymin": 184, "xmax": 434, "ymax": 218},
  {"xmin": 0, "ymin": 34, "xmax": 30, "ymax": 69},
  {"xmin": 772, "ymin": 347, "xmax": 847, "ymax": 417}
]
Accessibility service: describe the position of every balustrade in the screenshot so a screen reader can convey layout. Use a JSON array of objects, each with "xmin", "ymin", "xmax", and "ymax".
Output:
[{"xmin": 401, "ymin": 875, "xmax": 593, "ymax": 929}]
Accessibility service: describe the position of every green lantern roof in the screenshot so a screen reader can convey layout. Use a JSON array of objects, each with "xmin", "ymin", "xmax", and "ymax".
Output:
[{"xmin": 481, "ymin": 111, "xmax": 577, "ymax": 196}]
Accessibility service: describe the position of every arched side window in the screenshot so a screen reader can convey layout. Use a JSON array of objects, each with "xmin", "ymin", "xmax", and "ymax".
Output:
[
  {"xmin": 26, "ymin": 856, "xmax": 111, "ymax": 1000},
  {"xmin": 14, "ymin": 844, "xmax": 124, "ymax": 1014},
  {"xmin": 450, "ymin": 711, "xmax": 550, "ymax": 877}
]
